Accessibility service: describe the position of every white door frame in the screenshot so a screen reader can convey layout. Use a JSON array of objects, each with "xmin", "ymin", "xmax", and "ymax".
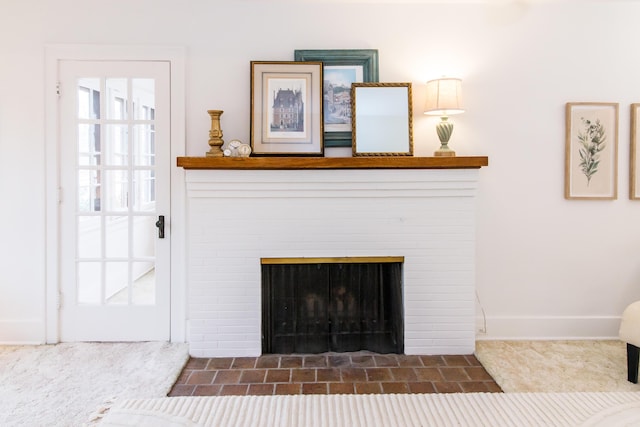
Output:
[{"xmin": 44, "ymin": 45, "xmax": 186, "ymax": 343}]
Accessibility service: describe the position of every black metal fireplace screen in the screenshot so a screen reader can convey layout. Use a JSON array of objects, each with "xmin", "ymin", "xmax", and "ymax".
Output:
[{"xmin": 261, "ymin": 259, "xmax": 404, "ymax": 354}]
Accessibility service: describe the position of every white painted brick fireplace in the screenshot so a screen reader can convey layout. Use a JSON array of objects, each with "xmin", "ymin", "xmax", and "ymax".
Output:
[{"xmin": 184, "ymin": 167, "xmax": 481, "ymax": 357}]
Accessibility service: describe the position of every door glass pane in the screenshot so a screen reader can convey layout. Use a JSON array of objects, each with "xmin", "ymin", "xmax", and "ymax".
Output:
[
  {"xmin": 106, "ymin": 78, "xmax": 128, "ymax": 120},
  {"xmin": 132, "ymin": 216, "xmax": 155, "ymax": 257},
  {"xmin": 78, "ymin": 124, "xmax": 101, "ymax": 166},
  {"xmin": 78, "ymin": 170, "xmax": 101, "ymax": 212},
  {"xmin": 105, "ymin": 261, "xmax": 128, "ymax": 305},
  {"xmin": 133, "ymin": 79, "xmax": 155, "ymax": 120},
  {"xmin": 105, "ymin": 124, "xmax": 128, "ymax": 166},
  {"xmin": 78, "ymin": 262, "xmax": 101, "ymax": 305},
  {"xmin": 77, "ymin": 216, "xmax": 101, "ymax": 258},
  {"xmin": 105, "ymin": 216, "xmax": 128, "ymax": 258},
  {"xmin": 133, "ymin": 124, "xmax": 155, "ymax": 166},
  {"xmin": 106, "ymin": 289, "xmax": 128, "ymax": 305},
  {"xmin": 78, "ymin": 78, "xmax": 100, "ymax": 119},
  {"xmin": 133, "ymin": 169, "xmax": 155, "ymax": 212},
  {"xmin": 132, "ymin": 263, "xmax": 155, "ymax": 305},
  {"xmin": 103, "ymin": 170, "xmax": 128, "ymax": 212}
]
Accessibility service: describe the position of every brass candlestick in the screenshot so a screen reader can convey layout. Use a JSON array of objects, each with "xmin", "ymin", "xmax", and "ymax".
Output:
[{"xmin": 206, "ymin": 110, "xmax": 224, "ymax": 157}]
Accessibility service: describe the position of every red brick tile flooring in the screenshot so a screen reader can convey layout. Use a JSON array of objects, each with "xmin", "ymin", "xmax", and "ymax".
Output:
[{"xmin": 169, "ymin": 353, "xmax": 502, "ymax": 397}]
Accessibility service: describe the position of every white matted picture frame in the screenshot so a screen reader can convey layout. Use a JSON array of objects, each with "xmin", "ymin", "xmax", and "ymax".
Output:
[
  {"xmin": 250, "ymin": 61, "xmax": 324, "ymax": 156},
  {"xmin": 565, "ymin": 102, "xmax": 618, "ymax": 200},
  {"xmin": 631, "ymin": 103, "xmax": 640, "ymax": 199}
]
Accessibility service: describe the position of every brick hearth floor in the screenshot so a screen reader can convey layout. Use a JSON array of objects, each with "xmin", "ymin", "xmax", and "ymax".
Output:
[{"xmin": 169, "ymin": 353, "xmax": 502, "ymax": 396}]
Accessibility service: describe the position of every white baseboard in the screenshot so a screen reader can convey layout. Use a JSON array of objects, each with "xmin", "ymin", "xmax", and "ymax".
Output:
[
  {"xmin": 476, "ymin": 315, "xmax": 622, "ymax": 341},
  {"xmin": 4, "ymin": 316, "xmax": 619, "ymax": 345},
  {"xmin": 0, "ymin": 319, "xmax": 45, "ymax": 344}
]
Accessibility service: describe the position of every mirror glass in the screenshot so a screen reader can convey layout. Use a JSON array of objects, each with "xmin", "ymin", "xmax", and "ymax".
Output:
[{"xmin": 351, "ymin": 83, "xmax": 413, "ymax": 156}]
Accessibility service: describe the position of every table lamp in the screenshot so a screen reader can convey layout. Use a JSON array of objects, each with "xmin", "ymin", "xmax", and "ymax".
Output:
[{"xmin": 424, "ymin": 78, "xmax": 464, "ymax": 157}]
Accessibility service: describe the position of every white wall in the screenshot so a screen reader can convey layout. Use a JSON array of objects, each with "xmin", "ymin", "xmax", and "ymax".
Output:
[{"xmin": 1, "ymin": 0, "xmax": 639, "ymax": 343}]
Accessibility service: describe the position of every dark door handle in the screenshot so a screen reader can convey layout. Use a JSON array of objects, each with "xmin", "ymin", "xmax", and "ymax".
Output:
[{"xmin": 155, "ymin": 215, "xmax": 165, "ymax": 239}]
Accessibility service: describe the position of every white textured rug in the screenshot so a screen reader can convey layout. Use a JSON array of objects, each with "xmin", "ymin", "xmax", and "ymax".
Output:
[
  {"xmin": 0, "ymin": 342, "xmax": 189, "ymax": 427},
  {"xmin": 475, "ymin": 340, "xmax": 640, "ymax": 392},
  {"xmin": 100, "ymin": 392, "xmax": 640, "ymax": 426}
]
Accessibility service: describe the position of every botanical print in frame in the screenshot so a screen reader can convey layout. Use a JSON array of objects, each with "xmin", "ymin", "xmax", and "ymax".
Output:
[
  {"xmin": 631, "ymin": 104, "xmax": 640, "ymax": 199},
  {"xmin": 294, "ymin": 49, "xmax": 379, "ymax": 147},
  {"xmin": 250, "ymin": 61, "xmax": 323, "ymax": 156},
  {"xmin": 565, "ymin": 102, "xmax": 618, "ymax": 200}
]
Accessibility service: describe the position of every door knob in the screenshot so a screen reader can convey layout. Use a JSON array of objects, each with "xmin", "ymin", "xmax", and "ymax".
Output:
[{"xmin": 155, "ymin": 215, "xmax": 165, "ymax": 239}]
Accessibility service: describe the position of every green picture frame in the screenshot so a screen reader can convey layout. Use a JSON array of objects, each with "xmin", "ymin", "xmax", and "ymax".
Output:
[{"xmin": 294, "ymin": 49, "xmax": 379, "ymax": 147}]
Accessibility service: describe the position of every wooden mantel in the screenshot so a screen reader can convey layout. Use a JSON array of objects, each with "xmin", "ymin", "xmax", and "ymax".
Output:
[{"xmin": 176, "ymin": 156, "xmax": 488, "ymax": 170}]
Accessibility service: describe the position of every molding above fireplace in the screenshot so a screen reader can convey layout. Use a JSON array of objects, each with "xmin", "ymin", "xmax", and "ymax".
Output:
[{"xmin": 177, "ymin": 156, "xmax": 488, "ymax": 170}]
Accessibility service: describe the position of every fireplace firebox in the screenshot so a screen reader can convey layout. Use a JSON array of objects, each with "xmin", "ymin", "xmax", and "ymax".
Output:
[{"xmin": 261, "ymin": 257, "xmax": 404, "ymax": 354}]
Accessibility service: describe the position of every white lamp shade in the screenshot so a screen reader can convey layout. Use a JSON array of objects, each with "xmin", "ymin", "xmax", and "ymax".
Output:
[{"xmin": 424, "ymin": 78, "xmax": 464, "ymax": 116}]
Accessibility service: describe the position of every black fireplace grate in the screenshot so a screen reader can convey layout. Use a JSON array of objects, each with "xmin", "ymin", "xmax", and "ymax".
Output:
[{"xmin": 262, "ymin": 262, "xmax": 403, "ymax": 354}]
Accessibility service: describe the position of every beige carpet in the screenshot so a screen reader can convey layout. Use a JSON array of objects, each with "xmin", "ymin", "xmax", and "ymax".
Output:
[
  {"xmin": 475, "ymin": 340, "xmax": 640, "ymax": 392},
  {"xmin": 5, "ymin": 340, "xmax": 638, "ymax": 425},
  {"xmin": 0, "ymin": 342, "xmax": 189, "ymax": 427}
]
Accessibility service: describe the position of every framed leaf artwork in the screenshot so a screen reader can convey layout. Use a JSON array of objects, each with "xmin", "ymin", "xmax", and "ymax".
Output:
[
  {"xmin": 565, "ymin": 102, "xmax": 618, "ymax": 200},
  {"xmin": 631, "ymin": 103, "xmax": 640, "ymax": 199}
]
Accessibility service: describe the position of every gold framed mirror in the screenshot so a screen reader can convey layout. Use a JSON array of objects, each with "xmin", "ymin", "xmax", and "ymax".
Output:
[{"xmin": 351, "ymin": 82, "xmax": 413, "ymax": 156}]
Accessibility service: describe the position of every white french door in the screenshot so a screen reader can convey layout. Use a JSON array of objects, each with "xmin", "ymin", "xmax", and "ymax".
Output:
[{"xmin": 58, "ymin": 60, "xmax": 171, "ymax": 341}]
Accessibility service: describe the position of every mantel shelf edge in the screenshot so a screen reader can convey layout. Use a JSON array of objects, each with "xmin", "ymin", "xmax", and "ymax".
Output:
[{"xmin": 176, "ymin": 156, "xmax": 488, "ymax": 170}]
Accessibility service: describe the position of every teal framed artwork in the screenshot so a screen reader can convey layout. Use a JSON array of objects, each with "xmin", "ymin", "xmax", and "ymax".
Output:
[{"xmin": 294, "ymin": 49, "xmax": 379, "ymax": 147}]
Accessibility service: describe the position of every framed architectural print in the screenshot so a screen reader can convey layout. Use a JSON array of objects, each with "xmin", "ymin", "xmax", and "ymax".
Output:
[
  {"xmin": 294, "ymin": 49, "xmax": 379, "ymax": 147},
  {"xmin": 565, "ymin": 102, "xmax": 618, "ymax": 200},
  {"xmin": 250, "ymin": 61, "xmax": 324, "ymax": 156},
  {"xmin": 631, "ymin": 104, "xmax": 640, "ymax": 199}
]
